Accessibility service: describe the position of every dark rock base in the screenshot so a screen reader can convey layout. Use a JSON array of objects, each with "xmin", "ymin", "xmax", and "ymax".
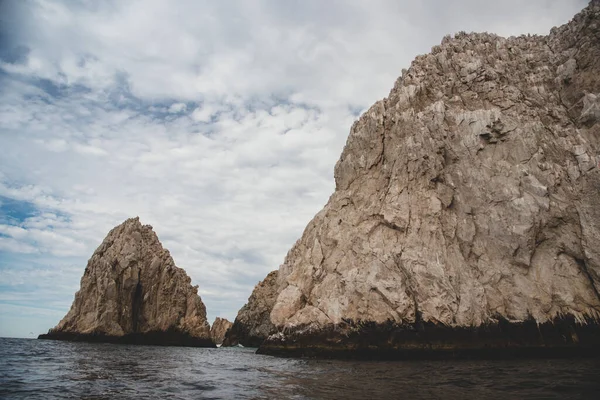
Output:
[
  {"xmin": 221, "ymin": 320, "xmax": 274, "ymax": 347},
  {"xmin": 257, "ymin": 316, "xmax": 600, "ymax": 360},
  {"xmin": 222, "ymin": 335, "xmax": 265, "ymax": 348},
  {"xmin": 222, "ymin": 331, "xmax": 268, "ymax": 348},
  {"xmin": 38, "ymin": 328, "xmax": 216, "ymax": 348}
]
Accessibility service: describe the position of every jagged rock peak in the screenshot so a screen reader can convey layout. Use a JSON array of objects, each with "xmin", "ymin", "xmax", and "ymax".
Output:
[
  {"xmin": 222, "ymin": 271, "xmax": 279, "ymax": 347},
  {"xmin": 210, "ymin": 317, "xmax": 233, "ymax": 345},
  {"xmin": 39, "ymin": 217, "xmax": 214, "ymax": 347},
  {"xmin": 251, "ymin": 2, "xmax": 600, "ymax": 358}
]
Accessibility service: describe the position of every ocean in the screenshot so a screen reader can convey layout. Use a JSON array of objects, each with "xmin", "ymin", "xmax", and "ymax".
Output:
[{"xmin": 1, "ymin": 337, "xmax": 599, "ymax": 399}]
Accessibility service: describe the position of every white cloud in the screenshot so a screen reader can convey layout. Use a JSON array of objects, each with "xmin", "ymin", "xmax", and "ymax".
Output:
[
  {"xmin": 0, "ymin": 0, "xmax": 588, "ymax": 337},
  {"xmin": 0, "ymin": 237, "xmax": 39, "ymax": 254},
  {"xmin": 168, "ymin": 102, "xmax": 187, "ymax": 113},
  {"xmin": 191, "ymin": 104, "xmax": 219, "ymax": 123},
  {"xmin": 73, "ymin": 143, "xmax": 108, "ymax": 156}
]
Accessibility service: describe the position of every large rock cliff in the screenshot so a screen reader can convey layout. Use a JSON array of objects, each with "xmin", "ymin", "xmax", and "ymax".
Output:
[
  {"xmin": 255, "ymin": 1, "xmax": 600, "ymax": 358},
  {"xmin": 39, "ymin": 217, "xmax": 214, "ymax": 347}
]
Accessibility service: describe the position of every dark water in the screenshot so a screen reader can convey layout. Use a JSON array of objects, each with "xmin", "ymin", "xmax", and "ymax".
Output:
[{"xmin": 1, "ymin": 338, "xmax": 599, "ymax": 399}]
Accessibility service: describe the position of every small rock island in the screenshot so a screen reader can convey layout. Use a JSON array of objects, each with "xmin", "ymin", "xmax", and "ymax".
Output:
[
  {"xmin": 210, "ymin": 317, "xmax": 233, "ymax": 345},
  {"xmin": 39, "ymin": 217, "xmax": 214, "ymax": 347}
]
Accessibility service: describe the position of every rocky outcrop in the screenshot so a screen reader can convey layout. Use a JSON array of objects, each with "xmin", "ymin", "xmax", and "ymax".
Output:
[
  {"xmin": 255, "ymin": 2, "xmax": 600, "ymax": 358},
  {"xmin": 39, "ymin": 217, "xmax": 214, "ymax": 347},
  {"xmin": 210, "ymin": 317, "xmax": 233, "ymax": 345},
  {"xmin": 222, "ymin": 271, "xmax": 278, "ymax": 347}
]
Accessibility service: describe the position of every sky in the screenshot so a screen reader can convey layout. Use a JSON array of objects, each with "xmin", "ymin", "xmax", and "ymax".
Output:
[{"xmin": 0, "ymin": 0, "xmax": 587, "ymax": 338}]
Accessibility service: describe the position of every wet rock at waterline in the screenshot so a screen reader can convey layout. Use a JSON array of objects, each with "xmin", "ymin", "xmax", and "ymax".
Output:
[{"xmin": 39, "ymin": 217, "xmax": 214, "ymax": 347}]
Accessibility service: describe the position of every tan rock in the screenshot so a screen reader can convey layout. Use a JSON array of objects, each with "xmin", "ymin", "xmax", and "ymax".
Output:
[
  {"xmin": 39, "ymin": 217, "xmax": 214, "ymax": 347},
  {"xmin": 222, "ymin": 271, "xmax": 278, "ymax": 347},
  {"xmin": 257, "ymin": 2, "xmax": 600, "ymax": 356},
  {"xmin": 210, "ymin": 317, "xmax": 233, "ymax": 345}
]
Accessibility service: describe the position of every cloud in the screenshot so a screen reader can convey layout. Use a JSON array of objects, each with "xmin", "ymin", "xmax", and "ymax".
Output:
[
  {"xmin": 191, "ymin": 104, "xmax": 222, "ymax": 123},
  {"xmin": 0, "ymin": 0, "xmax": 588, "ymax": 337},
  {"xmin": 168, "ymin": 102, "xmax": 187, "ymax": 113}
]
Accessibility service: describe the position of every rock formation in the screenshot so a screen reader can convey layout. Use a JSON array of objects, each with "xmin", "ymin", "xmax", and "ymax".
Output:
[
  {"xmin": 210, "ymin": 317, "xmax": 233, "ymax": 345},
  {"xmin": 39, "ymin": 217, "xmax": 214, "ymax": 347},
  {"xmin": 222, "ymin": 271, "xmax": 278, "ymax": 347},
  {"xmin": 251, "ymin": 1, "xmax": 600, "ymax": 358}
]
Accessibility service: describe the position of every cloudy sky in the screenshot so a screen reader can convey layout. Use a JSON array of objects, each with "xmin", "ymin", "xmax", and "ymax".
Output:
[{"xmin": 0, "ymin": 0, "xmax": 586, "ymax": 338}]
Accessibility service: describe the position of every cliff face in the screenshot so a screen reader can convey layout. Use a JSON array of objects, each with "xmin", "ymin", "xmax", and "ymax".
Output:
[
  {"xmin": 210, "ymin": 317, "xmax": 233, "ymax": 345},
  {"xmin": 39, "ymin": 217, "xmax": 214, "ymax": 347},
  {"xmin": 222, "ymin": 271, "xmax": 278, "ymax": 347},
  {"xmin": 256, "ymin": 2, "xmax": 600, "ymax": 357}
]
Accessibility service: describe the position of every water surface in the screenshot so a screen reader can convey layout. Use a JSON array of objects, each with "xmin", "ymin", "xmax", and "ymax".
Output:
[{"xmin": 1, "ymin": 338, "xmax": 599, "ymax": 399}]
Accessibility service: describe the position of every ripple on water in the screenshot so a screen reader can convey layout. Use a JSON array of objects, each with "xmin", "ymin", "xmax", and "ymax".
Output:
[{"xmin": 1, "ymin": 338, "xmax": 600, "ymax": 399}]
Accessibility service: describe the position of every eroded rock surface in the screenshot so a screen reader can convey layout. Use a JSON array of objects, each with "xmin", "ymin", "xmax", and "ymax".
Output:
[
  {"xmin": 257, "ymin": 2, "xmax": 600, "ymax": 357},
  {"xmin": 210, "ymin": 317, "xmax": 233, "ymax": 345},
  {"xmin": 39, "ymin": 217, "xmax": 214, "ymax": 347},
  {"xmin": 222, "ymin": 271, "xmax": 278, "ymax": 347}
]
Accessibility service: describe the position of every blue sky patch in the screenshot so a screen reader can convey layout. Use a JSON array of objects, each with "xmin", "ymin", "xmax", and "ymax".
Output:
[{"xmin": 0, "ymin": 196, "xmax": 38, "ymax": 224}]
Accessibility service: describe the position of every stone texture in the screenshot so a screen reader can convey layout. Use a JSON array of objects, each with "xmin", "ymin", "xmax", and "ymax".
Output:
[
  {"xmin": 210, "ymin": 317, "xmax": 233, "ymax": 345},
  {"xmin": 222, "ymin": 271, "xmax": 278, "ymax": 347},
  {"xmin": 257, "ymin": 2, "xmax": 600, "ymax": 357},
  {"xmin": 39, "ymin": 217, "xmax": 214, "ymax": 347}
]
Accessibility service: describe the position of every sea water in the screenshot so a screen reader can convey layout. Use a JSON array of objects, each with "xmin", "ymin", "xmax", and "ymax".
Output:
[{"xmin": 1, "ymin": 337, "xmax": 599, "ymax": 399}]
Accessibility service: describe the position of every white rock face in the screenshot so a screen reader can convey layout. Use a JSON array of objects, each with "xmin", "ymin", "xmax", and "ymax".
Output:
[
  {"xmin": 41, "ymin": 218, "xmax": 213, "ymax": 346},
  {"xmin": 261, "ymin": 2, "xmax": 600, "ymax": 347}
]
